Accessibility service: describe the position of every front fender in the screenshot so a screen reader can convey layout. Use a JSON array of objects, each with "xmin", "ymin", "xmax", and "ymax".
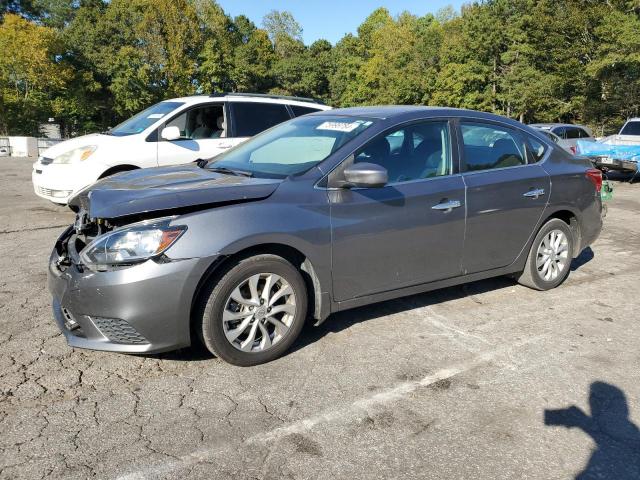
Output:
[{"xmin": 164, "ymin": 187, "xmax": 333, "ymax": 310}]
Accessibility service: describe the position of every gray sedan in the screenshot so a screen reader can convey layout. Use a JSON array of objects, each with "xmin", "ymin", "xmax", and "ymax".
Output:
[{"xmin": 49, "ymin": 107, "xmax": 604, "ymax": 365}]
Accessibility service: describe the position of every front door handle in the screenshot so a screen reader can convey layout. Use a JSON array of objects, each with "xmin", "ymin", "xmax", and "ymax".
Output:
[
  {"xmin": 431, "ymin": 199, "xmax": 462, "ymax": 212},
  {"xmin": 523, "ymin": 188, "xmax": 545, "ymax": 199},
  {"xmin": 218, "ymin": 143, "xmax": 233, "ymax": 149}
]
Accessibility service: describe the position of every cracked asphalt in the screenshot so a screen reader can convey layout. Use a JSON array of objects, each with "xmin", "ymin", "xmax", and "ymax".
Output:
[{"xmin": 1, "ymin": 157, "xmax": 639, "ymax": 479}]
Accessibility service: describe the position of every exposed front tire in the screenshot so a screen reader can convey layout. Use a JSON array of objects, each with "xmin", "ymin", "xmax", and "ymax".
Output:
[
  {"xmin": 197, "ymin": 254, "xmax": 308, "ymax": 366},
  {"xmin": 516, "ymin": 218, "xmax": 574, "ymax": 291}
]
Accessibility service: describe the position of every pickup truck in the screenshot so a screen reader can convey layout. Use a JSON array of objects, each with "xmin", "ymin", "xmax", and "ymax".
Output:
[{"xmin": 577, "ymin": 118, "xmax": 640, "ymax": 174}]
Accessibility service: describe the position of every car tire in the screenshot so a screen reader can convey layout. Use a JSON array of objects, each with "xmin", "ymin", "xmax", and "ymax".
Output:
[
  {"xmin": 516, "ymin": 218, "xmax": 574, "ymax": 291},
  {"xmin": 197, "ymin": 254, "xmax": 308, "ymax": 366}
]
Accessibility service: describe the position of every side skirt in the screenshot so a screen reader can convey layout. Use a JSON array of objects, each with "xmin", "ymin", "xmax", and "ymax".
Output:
[{"xmin": 330, "ymin": 263, "xmax": 524, "ymax": 316}]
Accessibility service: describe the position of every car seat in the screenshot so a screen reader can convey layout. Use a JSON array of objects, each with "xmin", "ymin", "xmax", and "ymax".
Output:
[
  {"xmin": 211, "ymin": 116, "xmax": 226, "ymax": 138},
  {"xmin": 191, "ymin": 111, "xmax": 214, "ymax": 139}
]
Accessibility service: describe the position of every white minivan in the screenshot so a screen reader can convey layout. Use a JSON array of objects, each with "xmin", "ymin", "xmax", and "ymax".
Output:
[{"xmin": 32, "ymin": 93, "xmax": 331, "ymax": 204}]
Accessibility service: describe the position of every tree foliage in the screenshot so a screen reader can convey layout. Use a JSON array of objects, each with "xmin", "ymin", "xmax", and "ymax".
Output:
[{"xmin": 2, "ymin": 0, "xmax": 640, "ymax": 136}]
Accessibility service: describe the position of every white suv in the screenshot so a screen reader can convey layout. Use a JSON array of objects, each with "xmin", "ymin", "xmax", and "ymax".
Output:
[{"xmin": 32, "ymin": 93, "xmax": 331, "ymax": 204}]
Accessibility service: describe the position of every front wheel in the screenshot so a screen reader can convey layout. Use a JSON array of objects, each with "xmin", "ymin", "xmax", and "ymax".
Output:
[
  {"xmin": 516, "ymin": 219, "xmax": 574, "ymax": 291},
  {"xmin": 197, "ymin": 254, "xmax": 308, "ymax": 366}
]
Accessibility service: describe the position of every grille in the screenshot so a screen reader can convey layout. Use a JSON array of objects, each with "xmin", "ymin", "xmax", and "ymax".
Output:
[
  {"xmin": 36, "ymin": 186, "xmax": 72, "ymax": 198},
  {"xmin": 91, "ymin": 317, "xmax": 149, "ymax": 345}
]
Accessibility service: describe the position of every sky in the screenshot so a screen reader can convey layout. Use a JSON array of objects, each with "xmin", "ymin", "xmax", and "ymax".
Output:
[{"xmin": 216, "ymin": 1, "xmax": 467, "ymax": 45}]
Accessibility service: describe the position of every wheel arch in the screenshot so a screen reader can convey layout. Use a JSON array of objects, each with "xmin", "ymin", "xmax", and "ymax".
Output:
[
  {"xmin": 99, "ymin": 164, "xmax": 140, "ymax": 179},
  {"xmin": 190, "ymin": 243, "xmax": 326, "ymax": 337},
  {"xmin": 540, "ymin": 208, "xmax": 581, "ymax": 257}
]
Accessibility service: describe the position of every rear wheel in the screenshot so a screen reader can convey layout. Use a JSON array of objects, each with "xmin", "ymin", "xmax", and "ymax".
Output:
[
  {"xmin": 516, "ymin": 218, "xmax": 574, "ymax": 291},
  {"xmin": 197, "ymin": 254, "xmax": 307, "ymax": 366}
]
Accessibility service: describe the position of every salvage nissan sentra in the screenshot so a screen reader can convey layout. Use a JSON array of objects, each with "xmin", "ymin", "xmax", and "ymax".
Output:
[{"xmin": 48, "ymin": 106, "xmax": 604, "ymax": 366}]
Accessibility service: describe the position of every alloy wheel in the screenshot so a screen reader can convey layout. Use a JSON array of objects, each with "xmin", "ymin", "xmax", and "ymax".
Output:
[
  {"xmin": 536, "ymin": 229, "xmax": 570, "ymax": 282},
  {"xmin": 222, "ymin": 273, "xmax": 296, "ymax": 352}
]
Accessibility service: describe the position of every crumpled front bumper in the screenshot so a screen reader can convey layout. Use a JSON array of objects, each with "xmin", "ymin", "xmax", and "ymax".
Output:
[{"xmin": 48, "ymin": 227, "xmax": 216, "ymax": 354}]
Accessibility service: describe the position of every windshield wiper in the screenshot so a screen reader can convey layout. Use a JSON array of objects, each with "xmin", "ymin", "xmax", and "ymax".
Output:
[{"xmin": 207, "ymin": 166, "xmax": 253, "ymax": 177}]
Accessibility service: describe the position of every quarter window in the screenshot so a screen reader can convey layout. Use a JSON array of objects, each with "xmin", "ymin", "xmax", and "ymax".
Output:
[
  {"xmin": 230, "ymin": 102, "xmax": 292, "ymax": 137},
  {"xmin": 461, "ymin": 122, "xmax": 527, "ymax": 171},
  {"xmin": 577, "ymin": 128, "xmax": 591, "ymax": 139},
  {"xmin": 528, "ymin": 136, "xmax": 547, "ymax": 163},
  {"xmin": 354, "ymin": 121, "xmax": 452, "ymax": 183}
]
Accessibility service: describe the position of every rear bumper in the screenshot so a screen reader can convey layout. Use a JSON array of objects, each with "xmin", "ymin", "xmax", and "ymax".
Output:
[
  {"xmin": 579, "ymin": 198, "xmax": 604, "ymax": 252},
  {"xmin": 593, "ymin": 157, "xmax": 638, "ymax": 173},
  {"xmin": 48, "ymin": 227, "xmax": 216, "ymax": 353}
]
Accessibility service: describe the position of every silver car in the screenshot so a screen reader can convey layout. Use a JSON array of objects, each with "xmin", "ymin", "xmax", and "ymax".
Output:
[
  {"xmin": 49, "ymin": 107, "xmax": 604, "ymax": 365},
  {"xmin": 529, "ymin": 123, "xmax": 595, "ymax": 154}
]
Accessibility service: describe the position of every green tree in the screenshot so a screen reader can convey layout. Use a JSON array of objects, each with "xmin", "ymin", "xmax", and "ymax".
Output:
[
  {"xmin": 262, "ymin": 9, "xmax": 302, "ymax": 57},
  {"xmin": 0, "ymin": 13, "xmax": 72, "ymax": 134},
  {"xmin": 233, "ymin": 26, "xmax": 276, "ymax": 92}
]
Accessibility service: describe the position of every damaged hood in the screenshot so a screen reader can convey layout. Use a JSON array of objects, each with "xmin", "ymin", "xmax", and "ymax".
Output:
[{"xmin": 69, "ymin": 165, "xmax": 282, "ymax": 219}]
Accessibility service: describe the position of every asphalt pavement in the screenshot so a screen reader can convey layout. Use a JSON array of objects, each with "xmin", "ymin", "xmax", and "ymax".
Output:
[{"xmin": 1, "ymin": 157, "xmax": 639, "ymax": 479}]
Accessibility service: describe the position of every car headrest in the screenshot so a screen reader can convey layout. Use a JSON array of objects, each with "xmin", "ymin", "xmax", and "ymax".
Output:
[
  {"xmin": 363, "ymin": 137, "xmax": 390, "ymax": 162},
  {"xmin": 493, "ymin": 138, "xmax": 516, "ymax": 154},
  {"xmin": 217, "ymin": 116, "xmax": 225, "ymax": 130}
]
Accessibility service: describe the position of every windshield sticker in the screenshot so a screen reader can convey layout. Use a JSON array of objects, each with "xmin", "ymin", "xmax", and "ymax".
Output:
[
  {"xmin": 316, "ymin": 121, "xmax": 363, "ymax": 132},
  {"xmin": 147, "ymin": 113, "xmax": 166, "ymax": 119}
]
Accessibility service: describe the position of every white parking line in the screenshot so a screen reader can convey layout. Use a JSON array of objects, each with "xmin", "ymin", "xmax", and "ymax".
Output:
[{"xmin": 117, "ymin": 334, "xmax": 544, "ymax": 480}]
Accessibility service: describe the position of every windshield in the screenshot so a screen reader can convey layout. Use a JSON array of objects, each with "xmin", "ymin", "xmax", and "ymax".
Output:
[
  {"xmin": 207, "ymin": 115, "xmax": 376, "ymax": 178},
  {"xmin": 620, "ymin": 121, "xmax": 640, "ymax": 136},
  {"xmin": 109, "ymin": 101, "xmax": 185, "ymax": 136}
]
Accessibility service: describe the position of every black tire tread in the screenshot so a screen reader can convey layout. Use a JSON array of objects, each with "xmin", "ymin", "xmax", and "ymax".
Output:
[
  {"xmin": 197, "ymin": 254, "xmax": 307, "ymax": 366},
  {"xmin": 516, "ymin": 218, "xmax": 574, "ymax": 291}
]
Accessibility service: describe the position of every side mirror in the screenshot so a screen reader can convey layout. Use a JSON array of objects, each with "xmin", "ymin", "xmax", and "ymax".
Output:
[
  {"xmin": 343, "ymin": 162, "xmax": 388, "ymax": 188},
  {"xmin": 161, "ymin": 126, "xmax": 181, "ymax": 141}
]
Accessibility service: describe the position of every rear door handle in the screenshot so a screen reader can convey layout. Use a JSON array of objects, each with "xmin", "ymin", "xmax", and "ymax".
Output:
[
  {"xmin": 431, "ymin": 199, "xmax": 462, "ymax": 212},
  {"xmin": 523, "ymin": 188, "xmax": 545, "ymax": 199}
]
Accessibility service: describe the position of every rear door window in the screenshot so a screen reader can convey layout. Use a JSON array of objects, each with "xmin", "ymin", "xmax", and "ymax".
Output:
[
  {"xmin": 230, "ymin": 102, "xmax": 292, "ymax": 137},
  {"xmin": 565, "ymin": 128, "xmax": 581, "ymax": 139},
  {"xmin": 460, "ymin": 122, "xmax": 528, "ymax": 171},
  {"xmin": 552, "ymin": 127, "xmax": 567, "ymax": 139}
]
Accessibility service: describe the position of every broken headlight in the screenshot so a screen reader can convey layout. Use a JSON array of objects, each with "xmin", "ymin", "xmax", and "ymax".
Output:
[{"xmin": 80, "ymin": 220, "xmax": 186, "ymax": 269}]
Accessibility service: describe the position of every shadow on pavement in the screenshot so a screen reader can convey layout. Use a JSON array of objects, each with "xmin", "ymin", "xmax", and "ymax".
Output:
[
  {"xmin": 545, "ymin": 382, "xmax": 640, "ymax": 479},
  {"xmin": 292, "ymin": 275, "xmax": 514, "ymax": 353},
  {"xmin": 571, "ymin": 246, "xmax": 595, "ymax": 271}
]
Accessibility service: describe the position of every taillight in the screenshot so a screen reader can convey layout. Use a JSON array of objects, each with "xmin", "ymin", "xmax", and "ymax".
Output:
[
  {"xmin": 570, "ymin": 146, "xmax": 577, "ymax": 154},
  {"xmin": 586, "ymin": 168, "xmax": 602, "ymax": 192}
]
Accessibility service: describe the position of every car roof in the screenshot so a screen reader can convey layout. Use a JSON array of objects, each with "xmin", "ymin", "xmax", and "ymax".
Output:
[
  {"xmin": 162, "ymin": 93, "xmax": 331, "ymax": 110},
  {"xmin": 308, "ymin": 105, "xmax": 531, "ymax": 127},
  {"xmin": 532, "ymin": 127, "xmax": 560, "ymax": 138},
  {"xmin": 529, "ymin": 122, "xmax": 589, "ymax": 129}
]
